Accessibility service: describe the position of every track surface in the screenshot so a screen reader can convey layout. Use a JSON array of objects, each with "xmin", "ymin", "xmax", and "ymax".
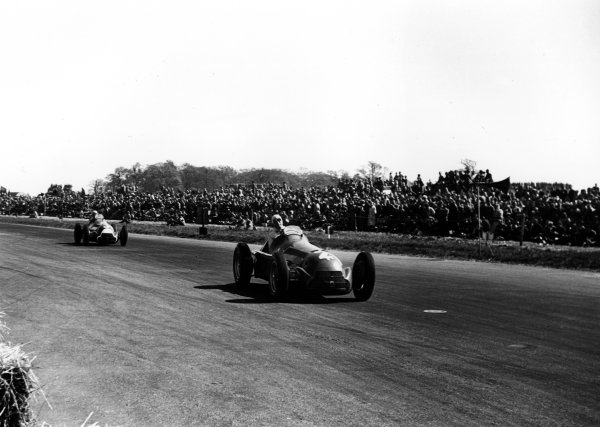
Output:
[{"xmin": 1, "ymin": 223, "xmax": 599, "ymax": 426}]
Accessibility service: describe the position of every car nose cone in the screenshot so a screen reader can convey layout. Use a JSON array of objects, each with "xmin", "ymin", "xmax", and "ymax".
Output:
[{"xmin": 303, "ymin": 251, "xmax": 343, "ymax": 273}]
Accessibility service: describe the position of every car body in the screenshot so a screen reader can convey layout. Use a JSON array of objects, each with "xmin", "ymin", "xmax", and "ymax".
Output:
[
  {"xmin": 74, "ymin": 214, "xmax": 128, "ymax": 246},
  {"xmin": 233, "ymin": 226, "xmax": 375, "ymax": 300}
]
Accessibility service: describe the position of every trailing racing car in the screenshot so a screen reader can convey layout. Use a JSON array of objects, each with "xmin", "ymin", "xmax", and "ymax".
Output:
[
  {"xmin": 73, "ymin": 214, "xmax": 128, "ymax": 246},
  {"xmin": 233, "ymin": 226, "xmax": 375, "ymax": 300}
]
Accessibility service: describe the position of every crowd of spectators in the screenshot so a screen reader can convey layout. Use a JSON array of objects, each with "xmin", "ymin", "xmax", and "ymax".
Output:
[{"xmin": 1, "ymin": 168, "xmax": 599, "ymax": 247}]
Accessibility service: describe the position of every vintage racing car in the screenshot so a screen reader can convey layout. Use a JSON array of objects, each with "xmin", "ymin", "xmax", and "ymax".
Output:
[
  {"xmin": 74, "ymin": 214, "xmax": 128, "ymax": 246},
  {"xmin": 233, "ymin": 226, "xmax": 375, "ymax": 300}
]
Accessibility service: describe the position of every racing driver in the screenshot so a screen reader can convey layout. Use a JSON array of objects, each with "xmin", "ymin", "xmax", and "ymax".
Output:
[{"xmin": 261, "ymin": 214, "xmax": 287, "ymax": 252}]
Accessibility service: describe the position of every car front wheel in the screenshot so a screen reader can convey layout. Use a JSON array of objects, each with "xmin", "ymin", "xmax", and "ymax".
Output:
[
  {"xmin": 74, "ymin": 224, "xmax": 83, "ymax": 245},
  {"xmin": 268, "ymin": 252, "xmax": 289, "ymax": 300},
  {"xmin": 352, "ymin": 252, "xmax": 375, "ymax": 301},
  {"xmin": 233, "ymin": 243, "xmax": 253, "ymax": 286}
]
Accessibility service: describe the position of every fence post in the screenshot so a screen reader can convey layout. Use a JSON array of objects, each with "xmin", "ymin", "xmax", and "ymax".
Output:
[
  {"xmin": 198, "ymin": 207, "xmax": 208, "ymax": 236},
  {"xmin": 520, "ymin": 213, "xmax": 526, "ymax": 247}
]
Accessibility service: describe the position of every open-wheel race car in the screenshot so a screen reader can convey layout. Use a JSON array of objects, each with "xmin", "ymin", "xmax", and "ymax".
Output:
[
  {"xmin": 233, "ymin": 226, "xmax": 375, "ymax": 300},
  {"xmin": 73, "ymin": 214, "xmax": 128, "ymax": 246}
]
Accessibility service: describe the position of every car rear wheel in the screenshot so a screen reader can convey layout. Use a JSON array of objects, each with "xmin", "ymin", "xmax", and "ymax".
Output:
[
  {"xmin": 268, "ymin": 252, "xmax": 289, "ymax": 300},
  {"xmin": 82, "ymin": 224, "xmax": 90, "ymax": 245},
  {"xmin": 119, "ymin": 225, "xmax": 128, "ymax": 247},
  {"xmin": 74, "ymin": 224, "xmax": 83, "ymax": 245},
  {"xmin": 352, "ymin": 252, "xmax": 375, "ymax": 301},
  {"xmin": 233, "ymin": 243, "xmax": 253, "ymax": 286}
]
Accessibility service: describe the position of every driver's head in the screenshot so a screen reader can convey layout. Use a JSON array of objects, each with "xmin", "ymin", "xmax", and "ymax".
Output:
[{"xmin": 271, "ymin": 214, "xmax": 284, "ymax": 231}]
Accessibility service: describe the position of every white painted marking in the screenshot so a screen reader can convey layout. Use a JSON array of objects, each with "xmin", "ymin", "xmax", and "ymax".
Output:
[{"xmin": 507, "ymin": 344, "xmax": 528, "ymax": 349}]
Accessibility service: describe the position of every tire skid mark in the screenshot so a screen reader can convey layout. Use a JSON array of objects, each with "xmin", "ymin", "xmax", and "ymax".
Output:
[
  {"xmin": 0, "ymin": 265, "xmax": 51, "ymax": 281},
  {"xmin": 298, "ymin": 328, "xmax": 354, "ymax": 346}
]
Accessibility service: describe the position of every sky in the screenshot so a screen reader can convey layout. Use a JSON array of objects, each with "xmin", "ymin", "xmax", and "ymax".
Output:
[{"xmin": 1, "ymin": 1, "xmax": 599, "ymax": 195}]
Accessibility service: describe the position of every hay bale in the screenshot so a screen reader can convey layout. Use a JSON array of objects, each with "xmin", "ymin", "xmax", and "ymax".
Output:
[
  {"xmin": 0, "ymin": 343, "xmax": 38, "ymax": 427},
  {"xmin": 0, "ymin": 312, "xmax": 39, "ymax": 427}
]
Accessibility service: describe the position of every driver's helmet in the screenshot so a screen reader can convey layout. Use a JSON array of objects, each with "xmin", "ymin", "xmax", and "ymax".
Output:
[
  {"xmin": 271, "ymin": 214, "xmax": 284, "ymax": 231},
  {"xmin": 93, "ymin": 213, "xmax": 105, "ymax": 226}
]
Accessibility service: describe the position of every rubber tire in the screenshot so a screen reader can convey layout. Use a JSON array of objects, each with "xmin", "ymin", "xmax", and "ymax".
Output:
[
  {"xmin": 119, "ymin": 226, "xmax": 128, "ymax": 247},
  {"xmin": 74, "ymin": 224, "xmax": 83, "ymax": 245},
  {"xmin": 233, "ymin": 243, "xmax": 253, "ymax": 286},
  {"xmin": 268, "ymin": 251, "xmax": 289, "ymax": 300},
  {"xmin": 352, "ymin": 252, "xmax": 376, "ymax": 301},
  {"xmin": 82, "ymin": 224, "xmax": 90, "ymax": 245}
]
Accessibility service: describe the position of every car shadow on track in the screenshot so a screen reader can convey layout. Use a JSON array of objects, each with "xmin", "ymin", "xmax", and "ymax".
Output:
[
  {"xmin": 194, "ymin": 282, "xmax": 357, "ymax": 304},
  {"xmin": 56, "ymin": 242, "xmax": 119, "ymax": 249}
]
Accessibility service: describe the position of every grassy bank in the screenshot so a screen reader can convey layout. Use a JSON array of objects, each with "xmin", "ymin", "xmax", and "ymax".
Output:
[{"xmin": 2, "ymin": 215, "xmax": 599, "ymax": 272}]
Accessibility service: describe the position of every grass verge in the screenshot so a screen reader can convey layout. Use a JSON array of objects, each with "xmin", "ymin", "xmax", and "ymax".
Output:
[{"xmin": 1, "ymin": 215, "xmax": 599, "ymax": 272}]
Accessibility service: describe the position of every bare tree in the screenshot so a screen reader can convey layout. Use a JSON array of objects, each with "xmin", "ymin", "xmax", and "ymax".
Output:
[
  {"xmin": 358, "ymin": 161, "xmax": 385, "ymax": 180},
  {"xmin": 461, "ymin": 158, "xmax": 477, "ymax": 174},
  {"xmin": 89, "ymin": 179, "xmax": 106, "ymax": 195}
]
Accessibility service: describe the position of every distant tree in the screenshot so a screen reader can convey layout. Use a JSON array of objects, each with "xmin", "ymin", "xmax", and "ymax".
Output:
[
  {"xmin": 180, "ymin": 164, "xmax": 202, "ymax": 189},
  {"xmin": 237, "ymin": 169, "xmax": 299, "ymax": 186},
  {"xmin": 44, "ymin": 183, "xmax": 74, "ymax": 197},
  {"xmin": 298, "ymin": 171, "xmax": 338, "ymax": 187},
  {"xmin": 89, "ymin": 179, "xmax": 106, "ymax": 195},
  {"xmin": 103, "ymin": 163, "xmax": 144, "ymax": 192},
  {"xmin": 128, "ymin": 162, "xmax": 144, "ymax": 190},
  {"xmin": 47, "ymin": 184, "xmax": 63, "ymax": 196},
  {"xmin": 213, "ymin": 165, "xmax": 237, "ymax": 188},
  {"xmin": 358, "ymin": 161, "xmax": 386, "ymax": 180},
  {"xmin": 92, "ymin": 161, "xmax": 353, "ymax": 193},
  {"xmin": 461, "ymin": 158, "xmax": 477, "ymax": 174},
  {"xmin": 139, "ymin": 160, "xmax": 181, "ymax": 192},
  {"xmin": 106, "ymin": 167, "xmax": 130, "ymax": 191},
  {"xmin": 327, "ymin": 169, "xmax": 351, "ymax": 180},
  {"xmin": 180, "ymin": 164, "xmax": 237, "ymax": 190}
]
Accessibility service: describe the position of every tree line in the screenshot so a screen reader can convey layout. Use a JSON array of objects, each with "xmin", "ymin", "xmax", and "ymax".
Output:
[
  {"xmin": 40, "ymin": 160, "xmax": 583, "ymax": 199},
  {"xmin": 47, "ymin": 160, "xmax": 385, "ymax": 196}
]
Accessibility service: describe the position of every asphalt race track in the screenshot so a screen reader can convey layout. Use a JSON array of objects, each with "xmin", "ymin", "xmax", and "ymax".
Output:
[{"xmin": 1, "ymin": 222, "xmax": 599, "ymax": 426}]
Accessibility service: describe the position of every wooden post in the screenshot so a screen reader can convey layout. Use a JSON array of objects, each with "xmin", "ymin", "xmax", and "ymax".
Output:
[
  {"xmin": 477, "ymin": 186, "xmax": 481, "ymax": 258},
  {"xmin": 198, "ymin": 208, "xmax": 208, "ymax": 235},
  {"xmin": 520, "ymin": 213, "xmax": 526, "ymax": 247}
]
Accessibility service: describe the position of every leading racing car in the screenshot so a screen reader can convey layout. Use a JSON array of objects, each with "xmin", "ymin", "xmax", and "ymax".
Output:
[
  {"xmin": 73, "ymin": 214, "xmax": 128, "ymax": 246},
  {"xmin": 233, "ymin": 226, "xmax": 375, "ymax": 300}
]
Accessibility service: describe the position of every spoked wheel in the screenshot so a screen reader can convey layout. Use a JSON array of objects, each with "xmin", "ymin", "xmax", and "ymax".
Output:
[
  {"xmin": 74, "ymin": 224, "xmax": 83, "ymax": 245},
  {"xmin": 268, "ymin": 251, "xmax": 289, "ymax": 300},
  {"xmin": 352, "ymin": 252, "xmax": 375, "ymax": 301},
  {"xmin": 119, "ymin": 226, "xmax": 128, "ymax": 247},
  {"xmin": 233, "ymin": 243, "xmax": 253, "ymax": 286}
]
